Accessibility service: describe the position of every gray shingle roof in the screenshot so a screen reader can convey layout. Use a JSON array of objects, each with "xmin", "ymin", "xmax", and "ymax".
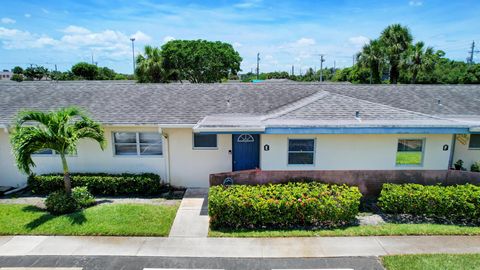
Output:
[
  {"xmin": 0, "ymin": 81, "xmax": 319, "ymax": 125},
  {"xmin": 1, "ymin": 81, "xmax": 480, "ymax": 128}
]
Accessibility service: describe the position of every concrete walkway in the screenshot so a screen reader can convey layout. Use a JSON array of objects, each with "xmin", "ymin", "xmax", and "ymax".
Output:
[
  {"xmin": 0, "ymin": 235, "xmax": 479, "ymax": 258},
  {"xmin": 168, "ymin": 188, "xmax": 209, "ymax": 238}
]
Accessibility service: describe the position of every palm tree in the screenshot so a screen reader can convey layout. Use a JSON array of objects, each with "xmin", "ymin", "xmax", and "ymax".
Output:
[
  {"xmin": 403, "ymin": 41, "xmax": 435, "ymax": 83},
  {"xmin": 358, "ymin": 39, "xmax": 385, "ymax": 84},
  {"xmin": 135, "ymin": 45, "xmax": 172, "ymax": 83},
  {"xmin": 380, "ymin": 24, "xmax": 413, "ymax": 84},
  {"xmin": 10, "ymin": 107, "xmax": 105, "ymax": 194}
]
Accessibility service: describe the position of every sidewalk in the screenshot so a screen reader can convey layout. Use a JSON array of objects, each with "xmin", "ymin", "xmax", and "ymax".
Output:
[
  {"xmin": 0, "ymin": 235, "xmax": 479, "ymax": 257},
  {"xmin": 1, "ymin": 189, "xmax": 480, "ymax": 258},
  {"xmin": 168, "ymin": 188, "xmax": 209, "ymax": 238}
]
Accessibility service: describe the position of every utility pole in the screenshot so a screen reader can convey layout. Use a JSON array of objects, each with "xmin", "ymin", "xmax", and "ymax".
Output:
[
  {"xmin": 352, "ymin": 55, "xmax": 356, "ymax": 66},
  {"xmin": 91, "ymin": 51, "xmax": 94, "ymax": 65},
  {"xmin": 130, "ymin": 38, "xmax": 136, "ymax": 75},
  {"xmin": 291, "ymin": 65, "xmax": 294, "ymax": 76},
  {"xmin": 256, "ymin": 53, "xmax": 260, "ymax": 80},
  {"xmin": 318, "ymin": 54, "xmax": 325, "ymax": 82},
  {"xmin": 467, "ymin": 41, "xmax": 479, "ymax": 64}
]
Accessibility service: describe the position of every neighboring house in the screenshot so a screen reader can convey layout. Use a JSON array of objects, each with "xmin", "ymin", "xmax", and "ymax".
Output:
[
  {"xmin": 0, "ymin": 70, "xmax": 12, "ymax": 81},
  {"xmin": 0, "ymin": 81, "xmax": 479, "ymax": 188}
]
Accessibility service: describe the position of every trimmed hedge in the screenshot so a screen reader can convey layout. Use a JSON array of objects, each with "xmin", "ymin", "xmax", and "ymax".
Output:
[
  {"xmin": 28, "ymin": 173, "xmax": 165, "ymax": 196},
  {"xmin": 378, "ymin": 183, "xmax": 480, "ymax": 221},
  {"xmin": 209, "ymin": 182, "xmax": 362, "ymax": 229}
]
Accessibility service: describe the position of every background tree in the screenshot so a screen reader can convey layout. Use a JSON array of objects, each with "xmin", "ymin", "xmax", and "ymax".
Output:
[
  {"xmin": 402, "ymin": 41, "xmax": 435, "ymax": 83},
  {"xmin": 135, "ymin": 45, "xmax": 171, "ymax": 83},
  {"xmin": 71, "ymin": 62, "xmax": 98, "ymax": 80},
  {"xmin": 24, "ymin": 66, "xmax": 49, "ymax": 80},
  {"xmin": 12, "ymin": 66, "xmax": 23, "ymax": 74},
  {"xmin": 96, "ymin": 67, "xmax": 116, "ymax": 80},
  {"xmin": 161, "ymin": 40, "xmax": 242, "ymax": 83},
  {"xmin": 10, "ymin": 107, "xmax": 105, "ymax": 194},
  {"xmin": 358, "ymin": 39, "xmax": 385, "ymax": 84},
  {"xmin": 380, "ymin": 24, "xmax": 413, "ymax": 84}
]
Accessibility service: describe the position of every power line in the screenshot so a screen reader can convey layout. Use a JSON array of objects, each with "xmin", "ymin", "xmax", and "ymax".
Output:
[
  {"xmin": 317, "ymin": 54, "xmax": 325, "ymax": 82},
  {"xmin": 467, "ymin": 40, "xmax": 480, "ymax": 64},
  {"xmin": 256, "ymin": 53, "xmax": 260, "ymax": 80}
]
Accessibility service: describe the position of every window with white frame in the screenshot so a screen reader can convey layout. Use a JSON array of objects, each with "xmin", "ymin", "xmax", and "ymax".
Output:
[
  {"xmin": 469, "ymin": 134, "xmax": 480, "ymax": 149},
  {"xmin": 288, "ymin": 139, "xmax": 315, "ymax": 165},
  {"xmin": 113, "ymin": 132, "xmax": 163, "ymax": 156},
  {"xmin": 193, "ymin": 133, "xmax": 217, "ymax": 149},
  {"xmin": 396, "ymin": 139, "xmax": 424, "ymax": 166}
]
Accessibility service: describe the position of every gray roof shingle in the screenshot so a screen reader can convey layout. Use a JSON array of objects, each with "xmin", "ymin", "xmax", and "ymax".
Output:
[{"xmin": 1, "ymin": 81, "xmax": 480, "ymax": 127}]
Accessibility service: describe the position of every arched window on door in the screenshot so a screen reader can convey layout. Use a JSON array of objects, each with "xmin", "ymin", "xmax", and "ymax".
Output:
[{"xmin": 237, "ymin": 134, "xmax": 255, "ymax": 143}]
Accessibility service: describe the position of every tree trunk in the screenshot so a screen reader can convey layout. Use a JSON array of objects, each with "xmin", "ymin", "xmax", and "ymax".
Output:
[
  {"xmin": 390, "ymin": 65, "xmax": 399, "ymax": 84},
  {"xmin": 60, "ymin": 154, "xmax": 72, "ymax": 194},
  {"xmin": 411, "ymin": 70, "xmax": 418, "ymax": 84}
]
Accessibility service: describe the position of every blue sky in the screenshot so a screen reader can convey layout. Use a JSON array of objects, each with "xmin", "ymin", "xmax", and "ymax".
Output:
[{"xmin": 0, "ymin": 0, "xmax": 479, "ymax": 74}]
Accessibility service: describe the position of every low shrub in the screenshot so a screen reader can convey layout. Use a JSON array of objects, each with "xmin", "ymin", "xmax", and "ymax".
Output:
[
  {"xmin": 378, "ymin": 183, "xmax": 480, "ymax": 221},
  {"xmin": 28, "ymin": 173, "xmax": 164, "ymax": 196},
  {"xmin": 71, "ymin": 186, "xmax": 95, "ymax": 207},
  {"xmin": 209, "ymin": 182, "xmax": 362, "ymax": 229},
  {"xmin": 45, "ymin": 191, "xmax": 78, "ymax": 215},
  {"xmin": 471, "ymin": 161, "xmax": 480, "ymax": 172}
]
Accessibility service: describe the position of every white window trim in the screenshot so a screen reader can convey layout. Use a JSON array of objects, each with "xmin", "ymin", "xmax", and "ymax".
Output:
[
  {"xmin": 192, "ymin": 133, "xmax": 218, "ymax": 150},
  {"xmin": 395, "ymin": 138, "xmax": 426, "ymax": 167},
  {"xmin": 287, "ymin": 138, "xmax": 316, "ymax": 166},
  {"xmin": 112, "ymin": 132, "xmax": 163, "ymax": 157},
  {"xmin": 468, "ymin": 134, "xmax": 480, "ymax": 150}
]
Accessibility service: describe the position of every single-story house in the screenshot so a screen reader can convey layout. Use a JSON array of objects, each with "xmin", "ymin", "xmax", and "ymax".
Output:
[{"xmin": 0, "ymin": 81, "xmax": 479, "ymax": 189}]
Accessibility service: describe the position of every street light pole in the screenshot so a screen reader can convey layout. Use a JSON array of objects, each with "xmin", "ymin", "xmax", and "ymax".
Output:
[{"xmin": 130, "ymin": 38, "xmax": 136, "ymax": 75}]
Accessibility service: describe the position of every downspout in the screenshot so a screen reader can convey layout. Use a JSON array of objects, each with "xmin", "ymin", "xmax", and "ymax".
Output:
[
  {"xmin": 448, "ymin": 134, "xmax": 456, "ymax": 169},
  {"xmin": 159, "ymin": 127, "xmax": 171, "ymax": 186}
]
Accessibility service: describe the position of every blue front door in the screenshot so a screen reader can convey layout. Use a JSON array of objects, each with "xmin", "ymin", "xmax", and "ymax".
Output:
[{"xmin": 233, "ymin": 134, "xmax": 260, "ymax": 171}]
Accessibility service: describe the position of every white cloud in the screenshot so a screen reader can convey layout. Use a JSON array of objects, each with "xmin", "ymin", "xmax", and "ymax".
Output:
[
  {"xmin": 294, "ymin": 38, "xmax": 316, "ymax": 46},
  {"xmin": 24, "ymin": 13, "xmax": 31, "ymax": 18},
  {"xmin": 41, "ymin": 8, "xmax": 49, "ymax": 14},
  {"xmin": 348, "ymin": 36, "xmax": 369, "ymax": 47},
  {"xmin": 131, "ymin": 31, "xmax": 152, "ymax": 43},
  {"xmin": 234, "ymin": 0, "xmax": 262, "ymax": 9},
  {"xmin": 0, "ymin": 27, "xmax": 57, "ymax": 49},
  {"xmin": 233, "ymin": 42, "xmax": 243, "ymax": 48},
  {"xmin": 163, "ymin": 36, "xmax": 175, "ymax": 43},
  {"xmin": 409, "ymin": 1, "xmax": 423, "ymax": 6},
  {"xmin": 0, "ymin": 25, "xmax": 152, "ymax": 60},
  {"xmin": 1, "ymin": 18, "xmax": 15, "ymax": 24}
]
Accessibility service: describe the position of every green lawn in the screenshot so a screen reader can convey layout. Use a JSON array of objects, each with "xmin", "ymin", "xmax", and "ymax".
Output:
[
  {"xmin": 382, "ymin": 254, "xmax": 480, "ymax": 270},
  {"xmin": 0, "ymin": 203, "xmax": 178, "ymax": 236},
  {"xmin": 396, "ymin": 151, "xmax": 422, "ymax": 165},
  {"xmin": 209, "ymin": 222, "xmax": 480, "ymax": 237}
]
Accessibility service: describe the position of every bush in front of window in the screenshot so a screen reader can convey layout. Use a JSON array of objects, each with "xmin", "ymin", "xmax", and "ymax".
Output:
[
  {"xmin": 209, "ymin": 182, "xmax": 362, "ymax": 229},
  {"xmin": 28, "ymin": 173, "xmax": 165, "ymax": 196},
  {"xmin": 378, "ymin": 183, "xmax": 480, "ymax": 222},
  {"xmin": 471, "ymin": 161, "xmax": 480, "ymax": 172}
]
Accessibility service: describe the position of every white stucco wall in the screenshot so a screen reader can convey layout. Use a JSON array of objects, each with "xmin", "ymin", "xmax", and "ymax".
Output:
[
  {"xmin": 0, "ymin": 126, "xmax": 167, "ymax": 187},
  {"xmin": 0, "ymin": 129, "xmax": 24, "ymax": 187},
  {"xmin": 453, "ymin": 134, "xmax": 480, "ymax": 169},
  {"xmin": 260, "ymin": 134, "xmax": 453, "ymax": 170},
  {"xmin": 165, "ymin": 128, "xmax": 232, "ymax": 187}
]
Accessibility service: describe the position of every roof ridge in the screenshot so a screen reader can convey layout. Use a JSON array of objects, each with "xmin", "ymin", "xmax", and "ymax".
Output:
[
  {"xmin": 261, "ymin": 91, "xmax": 329, "ymax": 120},
  {"xmin": 327, "ymin": 91, "xmax": 457, "ymax": 121}
]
